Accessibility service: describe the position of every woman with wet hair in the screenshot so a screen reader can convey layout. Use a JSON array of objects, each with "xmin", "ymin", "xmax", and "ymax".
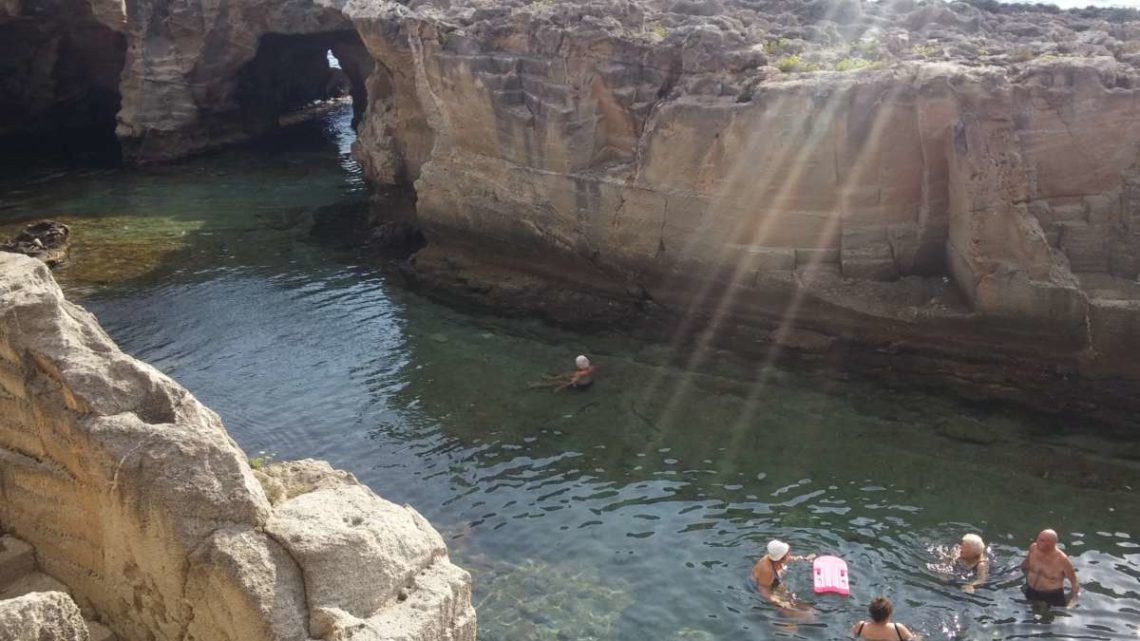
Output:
[
  {"xmin": 957, "ymin": 533, "xmax": 989, "ymax": 593},
  {"xmin": 850, "ymin": 596, "xmax": 916, "ymax": 641}
]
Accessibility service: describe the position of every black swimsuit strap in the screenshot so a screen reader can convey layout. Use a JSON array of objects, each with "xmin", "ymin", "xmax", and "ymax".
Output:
[
  {"xmin": 894, "ymin": 623, "xmax": 903, "ymax": 641},
  {"xmin": 857, "ymin": 622, "xmax": 865, "ymax": 635}
]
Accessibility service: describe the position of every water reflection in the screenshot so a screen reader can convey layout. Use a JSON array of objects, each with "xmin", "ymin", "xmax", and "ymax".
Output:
[{"xmin": 2, "ymin": 104, "xmax": 1138, "ymax": 641}]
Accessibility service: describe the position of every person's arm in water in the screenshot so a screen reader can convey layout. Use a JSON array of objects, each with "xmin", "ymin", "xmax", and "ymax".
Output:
[
  {"xmin": 963, "ymin": 558, "xmax": 988, "ymax": 593},
  {"xmin": 1065, "ymin": 556, "xmax": 1080, "ymax": 607}
]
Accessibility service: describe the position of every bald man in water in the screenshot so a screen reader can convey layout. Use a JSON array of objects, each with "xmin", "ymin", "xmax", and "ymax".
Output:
[{"xmin": 1021, "ymin": 529, "xmax": 1079, "ymax": 608}]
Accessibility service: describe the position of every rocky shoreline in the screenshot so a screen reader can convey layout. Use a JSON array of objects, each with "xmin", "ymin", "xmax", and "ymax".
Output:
[{"xmin": 0, "ymin": 253, "xmax": 476, "ymax": 641}]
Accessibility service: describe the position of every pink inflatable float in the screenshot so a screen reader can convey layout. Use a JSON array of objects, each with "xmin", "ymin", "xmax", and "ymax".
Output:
[{"xmin": 812, "ymin": 555, "xmax": 850, "ymax": 596}]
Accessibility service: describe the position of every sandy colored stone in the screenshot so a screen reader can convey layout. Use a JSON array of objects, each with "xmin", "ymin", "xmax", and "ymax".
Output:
[
  {"xmin": 0, "ymin": 253, "xmax": 475, "ymax": 641},
  {"xmin": 0, "ymin": 591, "xmax": 90, "ymax": 641},
  {"xmin": 266, "ymin": 484, "xmax": 447, "ymax": 623}
]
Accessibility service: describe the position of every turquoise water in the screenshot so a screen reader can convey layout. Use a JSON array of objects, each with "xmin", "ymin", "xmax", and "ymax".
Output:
[{"xmin": 2, "ymin": 105, "xmax": 1138, "ymax": 641}]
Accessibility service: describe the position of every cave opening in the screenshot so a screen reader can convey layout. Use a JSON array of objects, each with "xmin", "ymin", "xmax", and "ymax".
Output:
[
  {"xmin": 0, "ymin": 1, "xmax": 126, "ymax": 160},
  {"xmin": 235, "ymin": 30, "xmax": 373, "ymax": 139}
]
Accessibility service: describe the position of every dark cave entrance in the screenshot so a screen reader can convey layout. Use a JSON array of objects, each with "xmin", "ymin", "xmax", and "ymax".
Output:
[
  {"xmin": 0, "ymin": 1, "xmax": 126, "ymax": 157},
  {"xmin": 235, "ymin": 30, "xmax": 373, "ymax": 137}
]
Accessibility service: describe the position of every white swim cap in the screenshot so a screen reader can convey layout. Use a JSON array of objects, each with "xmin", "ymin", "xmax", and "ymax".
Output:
[
  {"xmin": 767, "ymin": 539, "xmax": 790, "ymax": 562},
  {"xmin": 575, "ymin": 355, "xmax": 590, "ymax": 368}
]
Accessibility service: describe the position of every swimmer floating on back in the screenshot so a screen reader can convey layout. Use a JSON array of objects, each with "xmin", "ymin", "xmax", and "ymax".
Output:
[{"xmin": 529, "ymin": 355, "xmax": 598, "ymax": 392}]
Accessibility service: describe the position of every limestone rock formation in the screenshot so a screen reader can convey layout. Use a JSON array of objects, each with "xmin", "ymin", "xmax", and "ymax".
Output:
[
  {"xmin": 0, "ymin": 591, "xmax": 90, "ymax": 641},
  {"xmin": 7, "ymin": 0, "xmax": 1140, "ymax": 412},
  {"xmin": 0, "ymin": 253, "xmax": 475, "ymax": 641}
]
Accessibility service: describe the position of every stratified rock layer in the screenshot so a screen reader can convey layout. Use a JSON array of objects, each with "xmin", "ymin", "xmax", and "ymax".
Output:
[{"xmin": 0, "ymin": 253, "xmax": 475, "ymax": 641}]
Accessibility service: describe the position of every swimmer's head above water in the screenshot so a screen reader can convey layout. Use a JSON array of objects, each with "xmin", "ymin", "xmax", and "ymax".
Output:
[
  {"xmin": 575, "ymin": 355, "xmax": 590, "ymax": 369},
  {"xmin": 961, "ymin": 533, "xmax": 986, "ymax": 560},
  {"xmin": 1035, "ymin": 529, "xmax": 1059, "ymax": 552},
  {"xmin": 767, "ymin": 539, "xmax": 790, "ymax": 563}
]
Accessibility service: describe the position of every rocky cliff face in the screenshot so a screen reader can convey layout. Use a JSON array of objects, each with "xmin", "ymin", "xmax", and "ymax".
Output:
[
  {"xmin": 0, "ymin": 253, "xmax": 476, "ymax": 641},
  {"xmin": 6, "ymin": 0, "xmax": 1140, "ymax": 412}
]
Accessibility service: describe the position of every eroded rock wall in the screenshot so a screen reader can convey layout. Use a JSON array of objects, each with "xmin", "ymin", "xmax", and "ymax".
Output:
[
  {"xmin": 332, "ymin": 1, "xmax": 1140, "ymax": 386},
  {"xmin": 38, "ymin": 0, "xmax": 1140, "ymax": 395},
  {"xmin": 0, "ymin": 253, "xmax": 475, "ymax": 641}
]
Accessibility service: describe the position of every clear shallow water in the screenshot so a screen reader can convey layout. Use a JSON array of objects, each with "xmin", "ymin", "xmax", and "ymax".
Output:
[{"xmin": 2, "ymin": 105, "xmax": 1138, "ymax": 641}]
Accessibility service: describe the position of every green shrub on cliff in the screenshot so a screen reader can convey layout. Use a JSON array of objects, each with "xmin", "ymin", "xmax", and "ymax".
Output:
[
  {"xmin": 775, "ymin": 54, "xmax": 821, "ymax": 73},
  {"xmin": 835, "ymin": 57, "xmax": 877, "ymax": 72},
  {"xmin": 913, "ymin": 42, "xmax": 939, "ymax": 58},
  {"xmin": 763, "ymin": 37, "xmax": 790, "ymax": 55},
  {"xmin": 249, "ymin": 450, "xmax": 277, "ymax": 469}
]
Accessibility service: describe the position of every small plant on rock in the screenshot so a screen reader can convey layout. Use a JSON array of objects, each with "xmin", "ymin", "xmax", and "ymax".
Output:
[
  {"xmin": 763, "ymin": 37, "xmax": 791, "ymax": 55},
  {"xmin": 913, "ymin": 42, "xmax": 939, "ymax": 58},
  {"xmin": 835, "ymin": 57, "xmax": 876, "ymax": 72},
  {"xmin": 249, "ymin": 450, "xmax": 277, "ymax": 470},
  {"xmin": 775, "ymin": 54, "xmax": 821, "ymax": 73}
]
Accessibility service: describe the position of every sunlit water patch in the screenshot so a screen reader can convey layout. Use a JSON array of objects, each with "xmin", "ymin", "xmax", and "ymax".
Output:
[{"xmin": 2, "ymin": 104, "xmax": 1138, "ymax": 641}]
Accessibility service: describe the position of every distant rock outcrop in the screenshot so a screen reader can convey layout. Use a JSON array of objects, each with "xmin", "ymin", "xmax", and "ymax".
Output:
[{"xmin": 0, "ymin": 253, "xmax": 476, "ymax": 641}]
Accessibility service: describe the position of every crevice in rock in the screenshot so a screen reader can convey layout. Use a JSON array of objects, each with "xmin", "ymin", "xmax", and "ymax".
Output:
[{"xmin": 261, "ymin": 528, "xmax": 313, "ymax": 639}]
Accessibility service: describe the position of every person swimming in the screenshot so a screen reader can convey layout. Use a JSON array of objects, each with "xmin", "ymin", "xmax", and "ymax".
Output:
[
  {"xmin": 850, "ymin": 596, "xmax": 916, "ymax": 641},
  {"xmin": 531, "ymin": 355, "xmax": 598, "ymax": 392},
  {"xmin": 751, "ymin": 539, "xmax": 815, "ymax": 606},
  {"xmin": 956, "ymin": 533, "xmax": 989, "ymax": 593}
]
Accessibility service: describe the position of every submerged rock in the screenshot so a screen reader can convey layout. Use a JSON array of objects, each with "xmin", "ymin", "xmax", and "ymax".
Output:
[{"xmin": 0, "ymin": 220, "xmax": 71, "ymax": 266}]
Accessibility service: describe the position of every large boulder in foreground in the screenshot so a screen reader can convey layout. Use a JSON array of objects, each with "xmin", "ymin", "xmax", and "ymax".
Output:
[{"xmin": 0, "ymin": 252, "xmax": 475, "ymax": 641}]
